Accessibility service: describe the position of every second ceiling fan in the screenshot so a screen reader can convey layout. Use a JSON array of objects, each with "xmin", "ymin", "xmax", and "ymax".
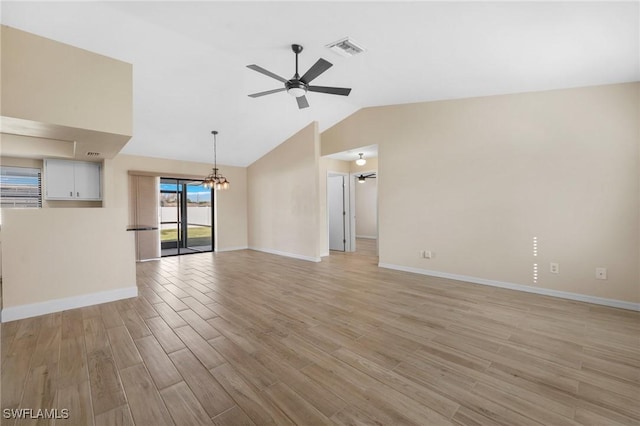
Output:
[{"xmin": 247, "ymin": 44, "xmax": 352, "ymax": 109}]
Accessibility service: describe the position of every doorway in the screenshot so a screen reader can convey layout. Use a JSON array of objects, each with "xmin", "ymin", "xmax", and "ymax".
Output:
[
  {"xmin": 160, "ymin": 178, "xmax": 214, "ymax": 256},
  {"xmin": 323, "ymin": 145, "xmax": 378, "ymax": 256},
  {"xmin": 350, "ymin": 169, "xmax": 378, "ymax": 255}
]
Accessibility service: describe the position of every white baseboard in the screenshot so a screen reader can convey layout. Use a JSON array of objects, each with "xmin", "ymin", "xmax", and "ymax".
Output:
[
  {"xmin": 356, "ymin": 235, "xmax": 377, "ymax": 240},
  {"xmin": 249, "ymin": 247, "xmax": 321, "ymax": 263},
  {"xmin": 216, "ymin": 246, "xmax": 249, "ymax": 252},
  {"xmin": 1, "ymin": 286, "xmax": 138, "ymax": 323},
  {"xmin": 378, "ymin": 263, "xmax": 640, "ymax": 312},
  {"xmin": 321, "ymin": 252, "xmax": 330, "ymax": 257}
]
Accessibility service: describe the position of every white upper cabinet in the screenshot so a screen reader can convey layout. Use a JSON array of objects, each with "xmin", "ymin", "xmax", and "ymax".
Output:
[
  {"xmin": 44, "ymin": 159, "xmax": 102, "ymax": 200},
  {"xmin": 73, "ymin": 161, "xmax": 101, "ymax": 200}
]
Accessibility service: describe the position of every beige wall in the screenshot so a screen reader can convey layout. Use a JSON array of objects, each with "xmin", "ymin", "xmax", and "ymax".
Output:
[
  {"xmin": 105, "ymin": 154, "xmax": 248, "ymax": 251},
  {"xmin": 323, "ymin": 158, "xmax": 351, "ymax": 175},
  {"xmin": 1, "ymin": 26, "xmax": 132, "ymax": 159},
  {"xmin": 356, "ymin": 176, "xmax": 378, "ymax": 238},
  {"xmin": 1, "ymin": 25, "xmax": 132, "ymax": 136},
  {"xmin": 1, "ymin": 208, "xmax": 136, "ymax": 309},
  {"xmin": 248, "ymin": 122, "xmax": 321, "ymax": 260},
  {"xmin": 0, "ymin": 134, "xmax": 75, "ymax": 159},
  {"xmin": 322, "ymin": 83, "xmax": 640, "ymax": 304},
  {"xmin": 0, "ymin": 152, "xmax": 130, "ymax": 320}
]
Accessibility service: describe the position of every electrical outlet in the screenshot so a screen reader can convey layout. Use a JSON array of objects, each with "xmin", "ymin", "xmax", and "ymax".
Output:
[
  {"xmin": 596, "ymin": 267, "xmax": 607, "ymax": 280},
  {"xmin": 550, "ymin": 263, "xmax": 559, "ymax": 274},
  {"xmin": 423, "ymin": 250, "xmax": 432, "ymax": 259},
  {"xmin": 418, "ymin": 250, "xmax": 425, "ymax": 258}
]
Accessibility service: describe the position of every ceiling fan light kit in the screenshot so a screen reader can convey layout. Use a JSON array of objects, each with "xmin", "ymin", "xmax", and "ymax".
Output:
[
  {"xmin": 247, "ymin": 43, "xmax": 352, "ymax": 109},
  {"xmin": 286, "ymin": 80, "xmax": 306, "ymax": 98},
  {"xmin": 356, "ymin": 153, "xmax": 366, "ymax": 166}
]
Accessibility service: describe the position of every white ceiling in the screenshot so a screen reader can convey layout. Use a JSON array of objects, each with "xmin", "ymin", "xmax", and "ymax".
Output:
[{"xmin": 2, "ymin": 1, "xmax": 638, "ymax": 167}]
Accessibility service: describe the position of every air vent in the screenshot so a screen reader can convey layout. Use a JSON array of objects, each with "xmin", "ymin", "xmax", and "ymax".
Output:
[
  {"xmin": 326, "ymin": 37, "xmax": 366, "ymax": 57},
  {"xmin": 86, "ymin": 151, "xmax": 101, "ymax": 157}
]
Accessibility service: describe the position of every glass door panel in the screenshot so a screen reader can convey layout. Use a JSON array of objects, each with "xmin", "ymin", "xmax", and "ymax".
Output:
[
  {"xmin": 160, "ymin": 178, "xmax": 213, "ymax": 256},
  {"xmin": 160, "ymin": 179, "xmax": 180, "ymax": 254},
  {"xmin": 185, "ymin": 181, "xmax": 212, "ymax": 252}
]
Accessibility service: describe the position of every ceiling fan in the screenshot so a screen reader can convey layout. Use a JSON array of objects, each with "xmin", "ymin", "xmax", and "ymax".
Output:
[
  {"xmin": 357, "ymin": 173, "xmax": 376, "ymax": 183},
  {"xmin": 247, "ymin": 44, "xmax": 352, "ymax": 109}
]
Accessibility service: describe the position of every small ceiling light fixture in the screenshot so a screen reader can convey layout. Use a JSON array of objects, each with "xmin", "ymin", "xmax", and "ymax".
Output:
[
  {"xmin": 203, "ymin": 130, "xmax": 230, "ymax": 191},
  {"xmin": 356, "ymin": 153, "xmax": 366, "ymax": 166}
]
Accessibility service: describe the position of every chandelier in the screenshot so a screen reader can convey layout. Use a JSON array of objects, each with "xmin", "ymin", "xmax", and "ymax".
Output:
[{"xmin": 203, "ymin": 130, "xmax": 230, "ymax": 190}]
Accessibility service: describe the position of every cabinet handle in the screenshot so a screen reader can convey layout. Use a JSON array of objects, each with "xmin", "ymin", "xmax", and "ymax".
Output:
[
  {"xmin": 77, "ymin": 192, "xmax": 80, "ymax": 197},
  {"xmin": 70, "ymin": 191, "xmax": 73, "ymax": 197}
]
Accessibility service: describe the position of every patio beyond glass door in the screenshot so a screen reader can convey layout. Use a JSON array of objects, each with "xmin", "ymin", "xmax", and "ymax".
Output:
[{"xmin": 160, "ymin": 178, "xmax": 213, "ymax": 256}]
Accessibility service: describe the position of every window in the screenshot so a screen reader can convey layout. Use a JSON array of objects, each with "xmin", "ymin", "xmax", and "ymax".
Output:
[{"xmin": 0, "ymin": 166, "xmax": 42, "ymax": 209}]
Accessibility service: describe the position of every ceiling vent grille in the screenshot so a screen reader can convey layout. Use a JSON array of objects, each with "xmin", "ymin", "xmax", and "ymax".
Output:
[
  {"xmin": 326, "ymin": 37, "xmax": 366, "ymax": 57},
  {"xmin": 86, "ymin": 151, "xmax": 101, "ymax": 157}
]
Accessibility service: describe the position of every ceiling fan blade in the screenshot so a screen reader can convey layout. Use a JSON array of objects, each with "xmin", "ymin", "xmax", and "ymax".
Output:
[
  {"xmin": 301, "ymin": 58, "xmax": 332, "ymax": 84},
  {"xmin": 248, "ymin": 87, "xmax": 286, "ymax": 98},
  {"xmin": 308, "ymin": 86, "xmax": 352, "ymax": 96},
  {"xmin": 247, "ymin": 64, "xmax": 288, "ymax": 83},
  {"xmin": 296, "ymin": 95, "xmax": 309, "ymax": 109}
]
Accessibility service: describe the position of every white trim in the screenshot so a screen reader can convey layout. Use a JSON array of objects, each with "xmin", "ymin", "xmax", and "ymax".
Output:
[
  {"xmin": 356, "ymin": 235, "xmax": 377, "ymax": 240},
  {"xmin": 249, "ymin": 247, "xmax": 321, "ymax": 263},
  {"xmin": 321, "ymin": 251, "xmax": 330, "ymax": 257},
  {"xmin": 378, "ymin": 263, "xmax": 640, "ymax": 312},
  {"xmin": 1, "ymin": 286, "xmax": 138, "ymax": 322},
  {"xmin": 216, "ymin": 246, "xmax": 249, "ymax": 252}
]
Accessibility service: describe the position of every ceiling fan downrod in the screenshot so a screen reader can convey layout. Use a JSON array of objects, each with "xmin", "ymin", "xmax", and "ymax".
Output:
[{"xmin": 292, "ymin": 44, "xmax": 303, "ymax": 79}]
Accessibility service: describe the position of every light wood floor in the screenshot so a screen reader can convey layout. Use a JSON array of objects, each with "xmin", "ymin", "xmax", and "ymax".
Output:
[{"xmin": 2, "ymin": 244, "xmax": 639, "ymax": 425}]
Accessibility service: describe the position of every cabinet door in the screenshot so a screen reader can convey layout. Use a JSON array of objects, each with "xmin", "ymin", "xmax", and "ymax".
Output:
[
  {"xmin": 44, "ymin": 160, "xmax": 75, "ymax": 199},
  {"xmin": 74, "ymin": 162, "xmax": 101, "ymax": 200}
]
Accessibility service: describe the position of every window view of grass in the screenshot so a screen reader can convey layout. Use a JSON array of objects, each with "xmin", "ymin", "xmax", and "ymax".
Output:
[{"xmin": 161, "ymin": 227, "xmax": 211, "ymax": 241}]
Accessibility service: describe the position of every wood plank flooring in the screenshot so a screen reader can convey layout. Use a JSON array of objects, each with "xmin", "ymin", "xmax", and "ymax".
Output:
[{"xmin": 2, "ymin": 241, "xmax": 639, "ymax": 425}]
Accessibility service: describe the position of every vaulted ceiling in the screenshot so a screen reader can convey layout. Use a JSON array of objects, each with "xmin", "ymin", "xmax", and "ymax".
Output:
[{"xmin": 2, "ymin": 1, "xmax": 638, "ymax": 166}]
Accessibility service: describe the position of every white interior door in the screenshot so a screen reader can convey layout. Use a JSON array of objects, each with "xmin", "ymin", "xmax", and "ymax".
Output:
[{"xmin": 328, "ymin": 175, "xmax": 345, "ymax": 251}]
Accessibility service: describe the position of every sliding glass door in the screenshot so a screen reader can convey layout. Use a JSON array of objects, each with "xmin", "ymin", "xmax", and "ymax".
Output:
[{"xmin": 160, "ymin": 178, "xmax": 213, "ymax": 256}]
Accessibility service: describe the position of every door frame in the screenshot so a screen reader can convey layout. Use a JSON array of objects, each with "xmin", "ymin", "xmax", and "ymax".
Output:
[
  {"xmin": 349, "ymin": 168, "xmax": 379, "ymax": 254},
  {"xmin": 326, "ymin": 171, "xmax": 352, "ymax": 252}
]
